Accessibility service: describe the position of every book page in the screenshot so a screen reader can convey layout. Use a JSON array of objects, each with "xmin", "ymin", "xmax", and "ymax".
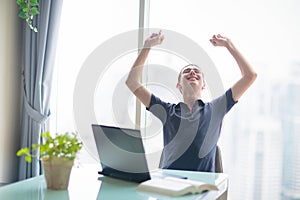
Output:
[
  {"xmin": 137, "ymin": 177, "xmax": 218, "ymax": 196},
  {"xmin": 137, "ymin": 178, "xmax": 193, "ymax": 196},
  {"xmin": 165, "ymin": 177, "xmax": 218, "ymax": 192},
  {"xmin": 164, "ymin": 177, "xmax": 218, "ymax": 192},
  {"xmin": 141, "ymin": 178, "xmax": 191, "ymax": 191}
]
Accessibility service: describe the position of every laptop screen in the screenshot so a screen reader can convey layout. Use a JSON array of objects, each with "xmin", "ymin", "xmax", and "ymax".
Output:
[{"xmin": 92, "ymin": 124, "xmax": 151, "ymax": 183}]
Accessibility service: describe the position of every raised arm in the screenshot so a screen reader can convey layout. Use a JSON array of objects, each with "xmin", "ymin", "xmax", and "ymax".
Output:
[
  {"xmin": 126, "ymin": 31, "xmax": 164, "ymax": 107},
  {"xmin": 210, "ymin": 34, "xmax": 257, "ymax": 101}
]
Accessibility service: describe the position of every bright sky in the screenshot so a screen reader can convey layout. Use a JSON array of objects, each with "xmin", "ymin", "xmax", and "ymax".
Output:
[{"xmin": 150, "ymin": 0, "xmax": 300, "ymax": 80}]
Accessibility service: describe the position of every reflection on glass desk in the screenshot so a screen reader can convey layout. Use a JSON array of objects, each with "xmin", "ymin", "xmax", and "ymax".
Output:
[{"xmin": 0, "ymin": 165, "xmax": 228, "ymax": 200}]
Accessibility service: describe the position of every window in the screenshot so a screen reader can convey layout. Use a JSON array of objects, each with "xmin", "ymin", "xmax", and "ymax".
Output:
[{"xmin": 51, "ymin": 0, "xmax": 300, "ymax": 199}]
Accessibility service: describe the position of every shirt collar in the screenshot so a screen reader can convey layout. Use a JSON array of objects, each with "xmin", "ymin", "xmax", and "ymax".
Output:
[{"xmin": 175, "ymin": 99, "xmax": 205, "ymax": 110}]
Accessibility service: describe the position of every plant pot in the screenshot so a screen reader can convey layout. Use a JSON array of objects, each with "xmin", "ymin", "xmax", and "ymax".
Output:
[{"xmin": 42, "ymin": 157, "xmax": 74, "ymax": 190}]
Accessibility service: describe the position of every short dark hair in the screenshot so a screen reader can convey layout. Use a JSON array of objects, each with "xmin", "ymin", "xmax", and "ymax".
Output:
[{"xmin": 177, "ymin": 64, "xmax": 204, "ymax": 82}]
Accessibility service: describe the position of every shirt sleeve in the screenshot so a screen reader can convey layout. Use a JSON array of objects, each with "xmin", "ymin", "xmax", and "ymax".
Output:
[
  {"xmin": 146, "ymin": 94, "xmax": 173, "ymax": 124},
  {"xmin": 211, "ymin": 88, "xmax": 237, "ymax": 118},
  {"xmin": 225, "ymin": 88, "xmax": 238, "ymax": 112}
]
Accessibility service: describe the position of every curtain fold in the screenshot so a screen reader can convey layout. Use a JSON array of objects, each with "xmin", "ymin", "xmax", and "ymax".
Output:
[{"xmin": 18, "ymin": 0, "xmax": 64, "ymax": 180}]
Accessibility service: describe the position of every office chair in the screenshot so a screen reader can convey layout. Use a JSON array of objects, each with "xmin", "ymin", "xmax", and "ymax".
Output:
[
  {"xmin": 159, "ymin": 145, "xmax": 223, "ymax": 173},
  {"xmin": 215, "ymin": 145, "xmax": 223, "ymax": 173},
  {"xmin": 215, "ymin": 146, "xmax": 228, "ymax": 200}
]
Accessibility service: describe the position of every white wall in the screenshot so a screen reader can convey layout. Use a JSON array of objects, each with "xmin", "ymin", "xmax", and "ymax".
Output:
[{"xmin": 0, "ymin": 0, "xmax": 22, "ymax": 184}]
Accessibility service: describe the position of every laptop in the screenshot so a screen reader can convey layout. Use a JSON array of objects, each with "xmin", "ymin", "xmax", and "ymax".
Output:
[
  {"xmin": 92, "ymin": 124, "xmax": 188, "ymax": 183},
  {"xmin": 92, "ymin": 124, "xmax": 151, "ymax": 183}
]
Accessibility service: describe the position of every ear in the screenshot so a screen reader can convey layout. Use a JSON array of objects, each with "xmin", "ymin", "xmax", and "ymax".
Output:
[
  {"xmin": 176, "ymin": 82, "xmax": 182, "ymax": 94},
  {"xmin": 202, "ymin": 81, "xmax": 206, "ymax": 90}
]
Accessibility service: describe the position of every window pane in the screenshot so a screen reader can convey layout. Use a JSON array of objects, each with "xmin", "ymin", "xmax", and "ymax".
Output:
[{"xmin": 51, "ymin": 0, "xmax": 140, "ymax": 162}]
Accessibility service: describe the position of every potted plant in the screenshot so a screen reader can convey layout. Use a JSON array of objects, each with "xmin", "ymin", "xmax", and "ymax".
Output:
[{"xmin": 17, "ymin": 131, "xmax": 83, "ymax": 190}]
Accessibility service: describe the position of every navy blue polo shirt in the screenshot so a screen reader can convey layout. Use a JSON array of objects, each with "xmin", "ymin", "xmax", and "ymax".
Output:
[{"xmin": 146, "ymin": 89, "xmax": 237, "ymax": 172}]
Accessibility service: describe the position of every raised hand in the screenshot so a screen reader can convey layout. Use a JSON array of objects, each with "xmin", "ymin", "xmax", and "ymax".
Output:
[
  {"xmin": 144, "ymin": 30, "xmax": 165, "ymax": 48},
  {"xmin": 209, "ymin": 33, "xmax": 257, "ymax": 101},
  {"xmin": 209, "ymin": 34, "xmax": 230, "ymax": 47}
]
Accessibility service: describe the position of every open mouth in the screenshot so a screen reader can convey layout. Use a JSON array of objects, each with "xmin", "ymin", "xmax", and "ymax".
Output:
[{"xmin": 187, "ymin": 76, "xmax": 199, "ymax": 81}]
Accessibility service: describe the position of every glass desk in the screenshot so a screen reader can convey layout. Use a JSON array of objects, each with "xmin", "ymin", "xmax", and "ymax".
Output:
[{"xmin": 0, "ymin": 165, "xmax": 228, "ymax": 200}]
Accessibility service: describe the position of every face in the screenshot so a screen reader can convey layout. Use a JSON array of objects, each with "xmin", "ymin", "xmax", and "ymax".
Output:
[{"xmin": 177, "ymin": 65, "xmax": 205, "ymax": 93}]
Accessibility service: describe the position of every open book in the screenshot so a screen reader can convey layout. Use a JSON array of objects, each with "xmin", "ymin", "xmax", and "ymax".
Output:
[{"xmin": 137, "ymin": 176, "xmax": 218, "ymax": 197}]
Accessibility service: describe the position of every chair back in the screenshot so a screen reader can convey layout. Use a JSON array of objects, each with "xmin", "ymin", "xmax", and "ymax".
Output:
[{"xmin": 215, "ymin": 145, "xmax": 223, "ymax": 173}]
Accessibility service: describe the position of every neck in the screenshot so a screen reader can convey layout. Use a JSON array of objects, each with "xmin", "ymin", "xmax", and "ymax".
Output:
[{"xmin": 182, "ymin": 90, "xmax": 201, "ymax": 110}]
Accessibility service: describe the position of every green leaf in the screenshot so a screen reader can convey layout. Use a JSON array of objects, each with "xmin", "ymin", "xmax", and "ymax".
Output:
[
  {"xmin": 16, "ymin": 148, "xmax": 29, "ymax": 156},
  {"xmin": 25, "ymin": 156, "xmax": 32, "ymax": 163},
  {"xmin": 20, "ymin": 1, "xmax": 28, "ymax": 8},
  {"xmin": 42, "ymin": 132, "xmax": 51, "ymax": 139},
  {"xmin": 29, "ymin": 7, "xmax": 40, "ymax": 16},
  {"xmin": 30, "ymin": 0, "xmax": 38, "ymax": 3},
  {"xmin": 32, "ymin": 143, "xmax": 39, "ymax": 150},
  {"xmin": 30, "ymin": 0, "xmax": 39, "ymax": 6},
  {"xmin": 18, "ymin": 11, "xmax": 27, "ymax": 19},
  {"xmin": 16, "ymin": 0, "xmax": 26, "ymax": 6}
]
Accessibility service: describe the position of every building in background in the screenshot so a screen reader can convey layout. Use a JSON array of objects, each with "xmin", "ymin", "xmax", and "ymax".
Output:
[
  {"xmin": 281, "ymin": 63, "xmax": 300, "ymax": 200},
  {"xmin": 223, "ymin": 65, "xmax": 283, "ymax": 200}
]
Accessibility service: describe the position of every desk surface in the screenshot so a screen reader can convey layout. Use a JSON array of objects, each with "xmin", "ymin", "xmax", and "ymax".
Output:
[{"xmin": 0, "ymin": 165, "xmax": 227, "ymax": 200}]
